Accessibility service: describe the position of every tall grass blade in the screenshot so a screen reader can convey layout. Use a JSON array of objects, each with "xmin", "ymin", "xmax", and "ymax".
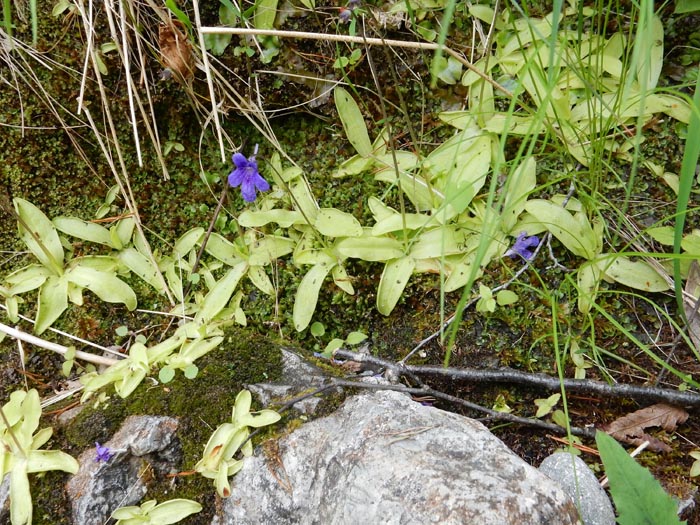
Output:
[{"xmin": 674, "ymin": 72, "xmax": 700, "ymax": 314}]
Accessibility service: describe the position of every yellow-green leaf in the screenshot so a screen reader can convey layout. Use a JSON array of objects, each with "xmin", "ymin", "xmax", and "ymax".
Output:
[
  {"xmin": 334, "ymin": 86, "xmax": 372, "ymax": 157},
  {"xmin": 314, "ymin": 208, "xmax": 363, "ymax": 237},
  {"xmin": 293, "ymin": 262, "xmax": 334, "ymax": 331},
  {"xmin": 377, "ymin": 256, "xmax": 415, "ymax": 315}
]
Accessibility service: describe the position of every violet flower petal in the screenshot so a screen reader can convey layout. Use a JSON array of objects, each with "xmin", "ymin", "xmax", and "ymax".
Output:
[
  {"xmin": 95, "ymin": 442, "xmax": 113, "ymax": 462},
  {"xmin": 506, "ymin": 232, "xmax": 540, "ymax": 260},
  {"xmin": 227, "ymin": 147, "xmax": 269, "ymax": 203}
]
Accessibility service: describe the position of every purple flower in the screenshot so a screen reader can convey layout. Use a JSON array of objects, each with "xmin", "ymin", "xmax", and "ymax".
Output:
[
  {"xmin": 95, "ymin": 442, "xmax": 113, "ymax": 462},
  {"xmin": 227, "ymin": 145, "xmax": 270, "ymax": 202},
  {"xmin": 506, "ymin": 232, "xmax": 540, "ymax": 260},
  {"xmin": 338, "ymin": 7, "xmax": 352, "ymax": 23}
]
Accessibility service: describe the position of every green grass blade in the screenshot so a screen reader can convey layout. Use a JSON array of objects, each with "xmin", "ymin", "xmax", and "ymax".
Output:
[
  {"xmin": 2, "ymin": 0, "xmax": 11, "ymax": 38},
  {"xmin": 674, "ymin": 72, "xmax": 700, "ymax": 314},
  {"xmin": 30, "ymin": 0, "xmax": 37, "ymax": 46}
]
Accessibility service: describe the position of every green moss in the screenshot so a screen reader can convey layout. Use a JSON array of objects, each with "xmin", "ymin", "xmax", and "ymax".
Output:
[{"xmin": 49, "ymin": 327, "xmax": 284, "ymax": 523}]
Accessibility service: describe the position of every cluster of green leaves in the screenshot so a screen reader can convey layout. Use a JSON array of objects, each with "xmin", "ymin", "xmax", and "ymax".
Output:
[
  {"xmin": 1, "ymin": 193, "xmax": 291, "ymax": 397},
  {"xmin": 0, "ymin": 389, "xmax": 79, "ymax": 525},
  {"xmin": 2, "ymin": 198, "xmax": 137, "ymax": 334},
  {"xmin": 78, "ymin": 322, "xmax": 222, "ymax": 399},
  {"xmin": 201, "ymin": 0, "xmax": 280, "ymax": 62},
  {"xmin": 194, "ymin": 389, "xmax": 281, "ymax": 498}
]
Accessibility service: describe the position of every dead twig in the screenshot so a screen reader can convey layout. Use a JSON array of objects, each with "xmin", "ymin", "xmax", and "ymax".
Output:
[{"xmin": 334, "ymin": 349, "xmax": 700, "ymax": 407}]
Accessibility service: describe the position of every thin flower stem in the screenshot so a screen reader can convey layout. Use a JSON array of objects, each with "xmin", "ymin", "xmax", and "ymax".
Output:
[{"xmin": 183, "ymin": 182, "xmax": 229, "ymax": 300}]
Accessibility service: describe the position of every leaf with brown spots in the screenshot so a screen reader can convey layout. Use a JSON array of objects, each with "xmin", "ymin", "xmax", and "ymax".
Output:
[{"xmin": 603, "ymin": 403, "xmax": 689, "ymax": 453}]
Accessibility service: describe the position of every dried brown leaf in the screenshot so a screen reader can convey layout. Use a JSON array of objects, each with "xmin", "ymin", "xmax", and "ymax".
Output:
[
  {"xmin": 603, "ymin": 403, "xmax": 689, "ymax": 453},
  {"xmin": 158, "ymin": 21, "xmax": 194, "ymax": 81}
]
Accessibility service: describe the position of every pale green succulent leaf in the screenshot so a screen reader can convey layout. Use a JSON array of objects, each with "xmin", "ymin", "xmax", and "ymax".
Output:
[
  {"xmin": 36, "ymin": 275, "xmax": 69, "ymax": 334},
  {"xmin": 26, "ymin": 450, "xmax": 79, "ymax": 474},
  {"xmin": 5, "ymin": 264, "xmax": 51, "ymax": 295},
  {"xmin": 293, "ymin": 262, "xmax": 334, "ymax": 331},
  {"xmin": 335, "ymin": 234, "xmax": 404, "ymax": 261},
  {"xmin": 238, "ymin": 209, "xmax": 304, "ymax": 228},
  {"xmin": 247, "ymin": 236, "xmax": 295, "ymax": 266},
  {"xmin": 247, "ymin": 265, "xmax": 275, "ymax": 295},
  {"xmin": 173, "ymin": 227, "xmax": 204, "ymax": 257},
  {"xmin": 195, "ymin": 262, "xmax": 248, "ymax": 324},
  {"xmin": 334, "ymin": 86, "xmax": 372, "ymax": 157},
  {"xmin": 10, "ymin": 460, "xmax": 32, "ymax": 525},
  {"xmin": 65, "ymin": 266, "xmax": 137, "ymax": 310},
  {"xmin": 525, "ymin": 200, "xmax": 597, "ymax": 259},
  {"xmin": 501, "ymin": 156, "xmax": 536, "ymax": 233},
  {"xmin": 53, "ymin": 217, "xmax": 112, "ymax": 245},
  {"xmin": 14, "ymin": 198, "xmax": 64, "ymax": 274},
  {"xmin": 596, "ymin": 255, "xmax": 670, "ymax": 292},
  {"xmin": 145, "ymin": 499, "xmax": 203, "ymax": 524},
  {"xmin": 118, "ymin": 248, "xmax": 166, "ymax": 293},
  {"xmin": 377, "ymin": 256, "xmax": 415, "ymax": 316},
  {"xmin": 314, "ymin": 208, "xmax": 363, "ymax": 238}
]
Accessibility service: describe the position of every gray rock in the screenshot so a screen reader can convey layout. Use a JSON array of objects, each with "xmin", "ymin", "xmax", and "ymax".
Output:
[
  {"xmin": 248, "ymin": 348, "xmax": 337, "ymax": 414},
  {"xmin": 219, "ymin": 390, "xmax": 580, "ymax": 525},
  {"xmin": 67, "ymin": 415, "xmax": 181, "ymax": 525},
  {"xmin": 0, "ymin": 474, "xmax": 8, "ymax": 522},
  {"xmin": 539, "ymin": 452, "xmax": 615, "ymax": 525}
]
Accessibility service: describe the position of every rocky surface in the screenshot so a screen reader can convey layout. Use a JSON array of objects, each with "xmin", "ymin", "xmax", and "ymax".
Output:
[
  {"xmin": 219, "ymin": 389, "xmax": 581, "ymax": 525},
  {"xmin": 66, "ymin": 415, "xmax": 181, "ymax": 525},
  {"xmin": 539, "ymin": 452, "xmax": 615, "ymax": 525}
]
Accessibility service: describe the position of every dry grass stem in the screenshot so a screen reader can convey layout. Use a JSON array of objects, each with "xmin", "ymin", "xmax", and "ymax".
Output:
[
  {"xmin": 199, "ymin": 26, "xmax": 514, "ymax": 98},
  {"xmin": 0, "ymin": 323, "xmax": 120, "ymax": 366}
]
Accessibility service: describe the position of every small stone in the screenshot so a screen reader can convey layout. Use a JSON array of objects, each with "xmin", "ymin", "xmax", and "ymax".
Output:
[{"xmin": 539, "ymin": 452, "xmax": 616, "ymax": 525}]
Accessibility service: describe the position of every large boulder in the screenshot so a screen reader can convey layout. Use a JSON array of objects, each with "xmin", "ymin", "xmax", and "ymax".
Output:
[{"xmin": 219, "ymin": 389, "xmax": 581, "ymax": 524}]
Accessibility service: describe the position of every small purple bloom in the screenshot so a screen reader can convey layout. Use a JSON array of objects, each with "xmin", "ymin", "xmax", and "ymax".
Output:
[
  {"xmin": 506, "ymin": 232, "xmax": 540, "ymax": 260},
  {"xmin": 338, "ymin": 7, "xmax": 352, "ymax": 23},
  {"xmin": 227, "ymin": 145, "xmax": 270, "ymax": 203},
  {"xmin": 95, "ymin": 442, "xmax": 113, "ymax": 463}
]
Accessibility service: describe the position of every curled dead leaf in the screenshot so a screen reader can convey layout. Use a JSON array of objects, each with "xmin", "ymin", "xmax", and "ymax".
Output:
[
  {"xmin": 603, "ymin": 403, "xmax": 689, "ymax": 453},
  {"xmin": 158, "ymin": 20, "xmax": 194, "ymax": 81}
]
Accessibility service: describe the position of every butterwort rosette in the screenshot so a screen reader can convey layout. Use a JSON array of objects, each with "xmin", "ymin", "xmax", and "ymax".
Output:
[
  {"xmin": 228, "ymin": 144, "xmax": 270, "ymax": 202},
  {"xmin": 505, "ymin": 232, "xmax": 540, "ymax": 261}
]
